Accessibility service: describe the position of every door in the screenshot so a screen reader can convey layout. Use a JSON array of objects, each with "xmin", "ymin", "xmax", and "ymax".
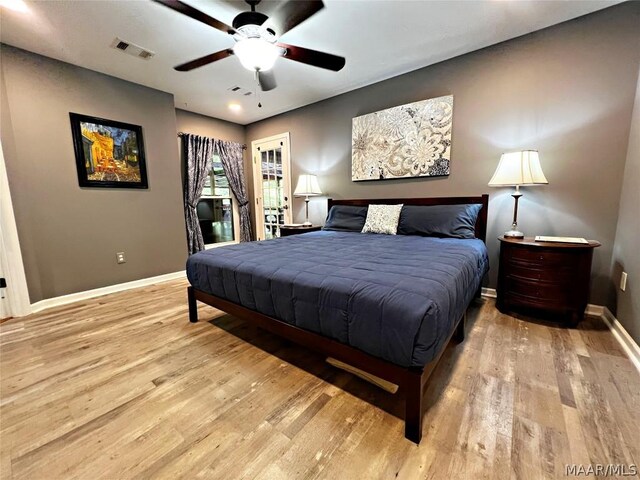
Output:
[
  {"xmin": 251, "ymin": 133, "xmax": 292, "ymax": 240},
  {"xmin": 0, "ymin": 141, "xmax": 32, "ymax": 318}
]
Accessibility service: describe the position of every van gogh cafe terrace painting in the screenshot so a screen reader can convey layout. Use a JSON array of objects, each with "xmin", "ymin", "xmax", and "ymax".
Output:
[{"xmin": 80, "ymin": 123, "xmax": 142, "ymax": 182}]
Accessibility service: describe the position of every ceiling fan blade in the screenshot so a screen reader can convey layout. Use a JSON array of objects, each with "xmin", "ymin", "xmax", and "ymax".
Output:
[
  {"xmin": 278, "ymin": 43, "xmax": 345, "ymax": 72},
  {"xmin": 153, "ymin": 0, "xmax": 236, "ymax": 35},
  {"xmin": 258, "ymin": 70, "xmax": 277, "ymax": 91},
  {"xmin": 175, "ymin": 49, "xmax": 234, "ymax": 71},
  {"xmin": 262, "ymin": 0, "xmax": 324, "ymax": 37}
]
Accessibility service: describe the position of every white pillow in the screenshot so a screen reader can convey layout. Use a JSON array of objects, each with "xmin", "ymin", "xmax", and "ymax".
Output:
[{"xmin": 361, "ymin": 204, "xmax": 404, "ymax": 235}]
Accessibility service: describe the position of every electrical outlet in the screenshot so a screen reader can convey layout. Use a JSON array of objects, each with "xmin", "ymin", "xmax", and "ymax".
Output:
[
  {"xmin": 116, "ymin": 252, "xmax": 126, "ymax": 264},
  {"xmin": 620, "ymin": 271, "xmax": 627, "ymax": 292}
]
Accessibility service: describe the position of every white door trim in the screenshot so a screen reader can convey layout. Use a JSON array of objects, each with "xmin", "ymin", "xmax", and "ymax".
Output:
[
  {"xmin": 0, "ymin": 141, "xmax": 32, "ymax": 317},
  {"xmin": 251, "ymin": 132, "xmax": 292, "ymax": 240}
]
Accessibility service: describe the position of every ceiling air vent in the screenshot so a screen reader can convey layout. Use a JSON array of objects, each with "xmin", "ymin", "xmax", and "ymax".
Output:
[
  {"xmin": 110, "ymin": 37, "xmax": 155, "ymax": 60},
  {"xmin": 227, "ymin": 85, "xmax": 253, "ymax": 96}
]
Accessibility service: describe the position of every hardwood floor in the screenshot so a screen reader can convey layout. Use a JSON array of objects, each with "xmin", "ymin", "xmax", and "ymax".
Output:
[{"xmin": 1, "ymin": 279, "xmax": 638, "ymax": 479}]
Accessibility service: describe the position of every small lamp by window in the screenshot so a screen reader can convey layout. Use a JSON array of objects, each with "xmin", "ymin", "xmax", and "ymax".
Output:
[
  {"xmin": 488, "ymin": 150, "xmax": 548, "ymax": 238},
  {"xmin": 294, "ymin": 174, "xmax": 322, "ymax": 226}
]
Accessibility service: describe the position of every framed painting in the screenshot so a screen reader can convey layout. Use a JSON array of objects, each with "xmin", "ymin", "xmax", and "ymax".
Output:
[
  {"xmin": 69, "ymin": 113, "xmax": 148, "ymax": 189},
  {"xmin": 352, "ymin": 95, "xmax": 453, "ymax": 181}
]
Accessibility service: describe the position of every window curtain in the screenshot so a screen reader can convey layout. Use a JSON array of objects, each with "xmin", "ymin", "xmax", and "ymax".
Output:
[
  {"xmin": 183, "ymin": 134, "xmax": 215, "ymax": 254},
  {"xmin": 214, "ymin": 139, "xmax": 253, "ymax": 243}
]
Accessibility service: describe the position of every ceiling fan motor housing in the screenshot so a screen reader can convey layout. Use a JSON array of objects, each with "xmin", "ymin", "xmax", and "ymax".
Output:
[{"xmin": 233, "ymin": 11, "xmax": 268, "ymax": 31}]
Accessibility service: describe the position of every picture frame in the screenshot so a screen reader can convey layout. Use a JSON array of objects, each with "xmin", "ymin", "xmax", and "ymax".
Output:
[
  {"xmin": 69, "ymin": 113, "xmax": 148, "ymax": 189},
  {"xmin": 351, "ymin": 95, "xmax": 453, "ymax": 181}
]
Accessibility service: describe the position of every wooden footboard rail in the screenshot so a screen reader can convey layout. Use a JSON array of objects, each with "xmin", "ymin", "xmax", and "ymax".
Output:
[{"xmin": 188, "ymin": 286, "xmax": 467, "ymax": 444}]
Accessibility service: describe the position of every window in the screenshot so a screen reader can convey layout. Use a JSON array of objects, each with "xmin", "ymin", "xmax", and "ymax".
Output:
[
  {"xmin": 197, "ymin": 156, "xmax": 239, "ymax": 246},
  {"xmin": 261, "ymin": 149, "xmax": 285, "ymax": 239}
]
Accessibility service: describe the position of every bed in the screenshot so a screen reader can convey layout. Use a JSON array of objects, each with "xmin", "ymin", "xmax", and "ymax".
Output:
[{"xmin": 186, "ymin": 195, "xmax": 489, "ymax": 443}]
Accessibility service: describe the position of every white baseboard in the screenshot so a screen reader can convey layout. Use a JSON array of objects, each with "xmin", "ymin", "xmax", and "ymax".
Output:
[
  {"xmin": 479, "ymin": 290, "xmax": 640, "ymax": 372},
  {"xmin": 30, "ymin": 270, "xmax": 186, "ymax": 315},
  {"xmin": 600, "ymin": 306, "xmax": 640, "ymax": 372},
  {"xmin": 584, "ymin": 304, "xmax": 605, "ymax": 317},
  {"xmin": 481, "ymin": 287, "xmax": 497, "ymax": 298}
]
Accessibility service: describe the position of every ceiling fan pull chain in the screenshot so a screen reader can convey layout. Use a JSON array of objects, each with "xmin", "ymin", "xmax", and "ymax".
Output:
[{"xmin": 255, "ymin": 70, "xmax": 262, "ymax": 108}]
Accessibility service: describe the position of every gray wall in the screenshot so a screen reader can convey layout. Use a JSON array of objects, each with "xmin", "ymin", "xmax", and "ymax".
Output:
[
  {"xmin": 175, "ymin": 109, "xmax": 246, "ymax": 145},
  {"xmin": 1, "ymin": 45, "xmax": 187, "ymax": 302},
  {"xmin": 611, "ymin": 71, "xmax": 640, "ymax": 343},
  {"xmin": 246, "ymin": 3, "xmax": 640, "ymax": 307}
]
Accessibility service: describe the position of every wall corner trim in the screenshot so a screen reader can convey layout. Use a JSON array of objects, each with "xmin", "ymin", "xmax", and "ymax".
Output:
[
  {"xmin": 480, "ymin": 288, "xmax": 640, "ymax": 372},
  {"xmin": 29, "ymin": 270, "xmax": 186, "ymax": 315}
]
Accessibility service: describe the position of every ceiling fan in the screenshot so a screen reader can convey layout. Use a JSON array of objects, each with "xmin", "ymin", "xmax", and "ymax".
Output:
[{"xmin": 154, "ymin": 0, "xmax": 346, "ymax": 92}]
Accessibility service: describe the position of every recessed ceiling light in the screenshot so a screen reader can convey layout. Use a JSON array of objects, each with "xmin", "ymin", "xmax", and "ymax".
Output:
[
  {"xmin": 0, "ymin": 0, "xmax": 28, "ymax": 12},
  {"xmin": 228, "ymin": 103, "xmax": 242, "ymax": 112}
]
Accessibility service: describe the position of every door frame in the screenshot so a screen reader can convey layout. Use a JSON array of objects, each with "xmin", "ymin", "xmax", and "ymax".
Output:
[
  {"xmin": 0, "ymin": 141, "xmax": 32, "ymax": 318},
  {"xmin": 251, "ymin": 132, "xmax": 292, "ymax": 240}
]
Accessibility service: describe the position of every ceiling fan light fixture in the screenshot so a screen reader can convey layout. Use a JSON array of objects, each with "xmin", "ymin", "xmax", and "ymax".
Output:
[
  {"xmin": 0, "ymin": 0, "xmax": 29, "ymax": 12},
  {"xmin": 233, "ymin": 37, "xmax": 281, "ymax": 72}
]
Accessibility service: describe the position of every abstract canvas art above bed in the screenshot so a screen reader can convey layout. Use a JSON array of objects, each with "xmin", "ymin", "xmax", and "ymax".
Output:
[{"xmin": 351, "ymin": 95, "xmax": 453, "ymax": 181}]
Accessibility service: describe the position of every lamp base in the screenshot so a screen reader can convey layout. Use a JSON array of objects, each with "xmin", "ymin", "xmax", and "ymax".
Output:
[
  {"xmin": 503, "ymin": 229, "xmax": 524, "ymax": 239},
  {"xmin": 302, "ymin": 221, "xmax": 312, "ymax": 226}
]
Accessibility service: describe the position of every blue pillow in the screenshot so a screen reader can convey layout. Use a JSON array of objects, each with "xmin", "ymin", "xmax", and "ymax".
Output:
[
  {"xmin": 323, "ymin": 205, "xmax": 368, "ymax": 232},
  {"xmin": 397, "ymin": 204, "xmax": 482, "ymax": 239}
]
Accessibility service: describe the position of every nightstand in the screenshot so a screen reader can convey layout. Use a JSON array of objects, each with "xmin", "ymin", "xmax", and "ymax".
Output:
[
  {"xmin": 496, "ymin": 237, "xmax": 601, "ymax": 326},
  {"xmin": 279, "ymin": 225, "xmax": 322, "ymax": 237}
]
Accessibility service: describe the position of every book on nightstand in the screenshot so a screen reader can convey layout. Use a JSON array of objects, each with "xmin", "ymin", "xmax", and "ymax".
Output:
[{"xmin": 534, "ymin": 235, "xmax": 589, "ymax": 244}]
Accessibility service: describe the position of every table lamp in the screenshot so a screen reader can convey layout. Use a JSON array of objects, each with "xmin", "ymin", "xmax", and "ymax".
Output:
[
  {"xmin": 488, "ymin": 150, "xmax": 548, "ymax": 238},
  {"xmin": 294, "ymin": 174, "xmax": 322, "ymax": 226}
]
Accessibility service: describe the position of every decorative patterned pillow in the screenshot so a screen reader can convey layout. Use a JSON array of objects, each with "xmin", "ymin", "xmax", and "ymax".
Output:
[{"xmin": 361, "ymin": 204, "xmax": 404, "ymax": 235}]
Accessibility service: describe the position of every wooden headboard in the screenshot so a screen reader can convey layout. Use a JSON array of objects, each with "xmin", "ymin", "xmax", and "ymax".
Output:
[{"xmin": 327, "ymin": 194, "xmax": 489, "ymax": 242}]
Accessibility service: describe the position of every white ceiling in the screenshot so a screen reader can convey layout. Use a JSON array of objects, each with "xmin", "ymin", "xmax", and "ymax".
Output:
[{"xmin": 0, "ymin": 0, "xmax": 622, "ymax": 125}]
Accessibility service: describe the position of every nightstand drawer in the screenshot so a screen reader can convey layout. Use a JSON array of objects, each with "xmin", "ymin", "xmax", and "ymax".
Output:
[
  {"xmin": 507, "ymin": 263, "xmax": 572, "ymax": 285},
  {"xmin": 503, "ymin": 290, "xmax": 568, "ymax": 310},
  {"xmin": 504, "ymin": 276, "xmax": 570, "ymax": 304},
  {"xmin": 507, "ymin": 248, "xmax": 573, "ymax": 267}
]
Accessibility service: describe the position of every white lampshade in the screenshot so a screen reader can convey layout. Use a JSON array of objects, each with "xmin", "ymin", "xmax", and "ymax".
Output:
[
  {"xmin": 294, "ymin": 174, "xmax": 322, "ymax": 196},
  {"xmin": 488, "ymin": 150, "xmax": 549, "ymax": 187},
  {"xmin": 233, "ymin": 38, "xmax": 281, "ymax": 72}
]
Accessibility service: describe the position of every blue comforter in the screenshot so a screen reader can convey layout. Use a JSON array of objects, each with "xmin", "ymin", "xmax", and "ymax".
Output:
[{"xmin": 186, "ymin": 231, "xmax": 488, "ymax": 368}]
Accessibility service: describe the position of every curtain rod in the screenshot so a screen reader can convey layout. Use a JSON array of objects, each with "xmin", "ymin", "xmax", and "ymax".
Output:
[{"xmin": 177, "ymin": 131, "xmax": 247, "ymax": 150}]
